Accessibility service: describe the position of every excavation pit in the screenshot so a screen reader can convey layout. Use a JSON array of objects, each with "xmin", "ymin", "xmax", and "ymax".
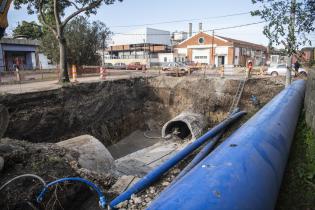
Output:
[{"xmin": 0, "ymin": 76, "xmax": 284, "ymax": 210}]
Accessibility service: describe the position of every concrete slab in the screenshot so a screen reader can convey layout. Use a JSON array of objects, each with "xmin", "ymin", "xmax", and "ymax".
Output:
[
  {"xmin": 108, "ymin": 130, "xmax": 162, "ymax": 159},
  {"xmin": 57, "ymin": 135, "xmax": 115, "ymax": 174},
  {"xmin": 115, "ymin": 139, "xmax": 190, "ymax": 177}
]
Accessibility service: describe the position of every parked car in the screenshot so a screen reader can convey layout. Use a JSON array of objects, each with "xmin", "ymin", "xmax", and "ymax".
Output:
[
  {"xmin": 162, "ymin": 62, "xmax": 189, "ymax": 72},
  {"xmin": 127, "ymin": 62, "xmax": 146, "ymax": 70},
  {"xmin": 267, "ymin": 64, "xmax": 307, "ymax": 77},
  {"xmin": 104, "ymin": 63, "xmax": 113, "ymax": 69},
  {"xmin": 113, "ymin": 63, "xmax": 127, "ymax": 70}
]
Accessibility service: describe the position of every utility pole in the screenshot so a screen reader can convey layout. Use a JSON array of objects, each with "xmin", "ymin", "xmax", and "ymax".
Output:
[
  {"xmin": 212, "ymin": 30, "xmax": 215, "ymax": 67},
  {"xmin": 286, "ymin": 0, "xmax": 296, "ymax": 87}
]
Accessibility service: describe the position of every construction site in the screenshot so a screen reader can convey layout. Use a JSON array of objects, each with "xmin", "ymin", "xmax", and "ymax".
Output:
[
  {"xmin": 0, "ymin": 71, "xmax": 302, "ymax": 210},
  {"xmin": 1, "ymin": 0, "xmax": 315, "ymax": 209}
]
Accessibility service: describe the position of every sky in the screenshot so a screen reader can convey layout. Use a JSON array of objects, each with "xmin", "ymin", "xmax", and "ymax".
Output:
[{"xmin": 7, "ymin": 0, "xmax": 315, "ymax": 47}]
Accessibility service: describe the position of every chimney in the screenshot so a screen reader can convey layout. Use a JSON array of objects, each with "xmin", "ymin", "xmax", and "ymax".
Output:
[
  {"xmin": 189, "ymin": 23, "xmax": 192, "ymax": 37},
  {"xmin": 199, "ymin": 22, "xmax": 203, "ymax": 32}
]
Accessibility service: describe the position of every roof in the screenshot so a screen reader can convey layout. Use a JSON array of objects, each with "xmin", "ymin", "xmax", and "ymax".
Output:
[
  {"xmin": 0, "ymin": 37, "xmax": 39, "ymax": 46},
  {"xmin": 176, "ymin": 31, "xmax": 266, "ymax": 50},
  {"xmin": 217, "ymin": 35, "xmax": 266, "ymax": 50}
]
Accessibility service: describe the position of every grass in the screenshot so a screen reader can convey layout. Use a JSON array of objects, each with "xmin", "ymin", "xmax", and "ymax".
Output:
[{"xmin": 276, "ymin": 111, "xmax": 315, "ymax": 210}]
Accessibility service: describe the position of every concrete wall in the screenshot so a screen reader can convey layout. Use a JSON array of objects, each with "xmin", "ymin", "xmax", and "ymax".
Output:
[
  {"xmin": 305, "ymin": 69, "xmax": 315, "ymax": 133},
  {"xmin": 38, "ymin": 53, "xmax": 56, "ymax": 69},
  {"xmin": 111, "ymin": 28, "xmax": 171, "ymax": 46}
]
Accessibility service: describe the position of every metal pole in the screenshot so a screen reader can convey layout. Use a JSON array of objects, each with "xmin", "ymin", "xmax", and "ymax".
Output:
[{"xmin": 212, "ymin": 30, "xmax": 215, "ymax": 66}]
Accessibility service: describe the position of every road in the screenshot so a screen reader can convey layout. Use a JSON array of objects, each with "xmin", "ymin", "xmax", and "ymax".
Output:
[{"xmin": 0, "ymin": 69, "xmax": 273, "ymax": 95}]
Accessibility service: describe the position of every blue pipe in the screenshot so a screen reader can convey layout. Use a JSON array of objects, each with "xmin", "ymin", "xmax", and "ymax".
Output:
[
  {"xmin": 109, "ymin": 111, "xmax": 246, "ymax": 209},
  {"xmin": 37, "ymin": 177, "xmax": 106, "ymax": 208},
  {"xmin": 171, "ymin": 131, "xmax": 223, "ymax": 184},
  {"xmin": 171, "ymin": 108, "xmax": 240, "ymax": 185},
  {"xmin": 147, "ymin": 80, "xmax": 306, "ymax": 210}
]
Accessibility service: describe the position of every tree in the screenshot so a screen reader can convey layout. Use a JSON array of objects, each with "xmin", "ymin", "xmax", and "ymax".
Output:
[
  {"xmin": 13, "ymin": 21, "xmax": 43, "ymax": 39},
  {"xmin": 40, "ymin": 17, "xmax": 111, "ymax": 67},
  {"xmin": 64, "ymin": 16, "xmax": 111, "ymax": 66},
  {"xmin": 252, "ymin": 0, "xmax": 315, "ymax": 85},
  {"xmin": 13, "ymin": 0, "xmax": 122, "ymax": 83}
]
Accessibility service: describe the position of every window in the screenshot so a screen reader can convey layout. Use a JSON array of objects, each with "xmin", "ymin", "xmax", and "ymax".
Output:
[
  {"xmin": 194, "ymin": 56, "xmax": 207, "ymax": 59},
  {"xmin": 198, "ymin": 37, "xmax": 205, "ymax": 44},
  {"xmin": 164, "ymin": 57, "xmax": 167, "ymax": 62}
]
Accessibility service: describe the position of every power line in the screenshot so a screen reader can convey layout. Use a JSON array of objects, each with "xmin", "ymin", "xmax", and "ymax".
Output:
[
  {"xmin": 109, "ymin": 12, "xmax": 251, "ymax": 28},
  {"xmin": 112, "ymin": 21, "xmax": 266, "ymax": 35}
]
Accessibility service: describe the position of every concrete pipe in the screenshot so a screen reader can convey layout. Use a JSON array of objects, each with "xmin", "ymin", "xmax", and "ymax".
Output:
[
  {"xmin": 57, "ymin": 135, "xmax": 115, "ymax": 174},
  {"xmin": 0, "ymin": 104, "xmax": 9, "ymax": 139},
  {"xmin": 161, "ymin": 112, "xmax": 207, "ymax": 140}
]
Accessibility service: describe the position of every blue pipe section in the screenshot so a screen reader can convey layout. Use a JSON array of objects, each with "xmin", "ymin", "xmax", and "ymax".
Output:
[
  {"xmin": 172, "ymin": 108, "xmax": 241, "ymax": 184},
  {"xmin": 109, "ymin": 111, "xmax": 247, "ymax": 209},
  {"xmin": 171, "ymin": 131, "xmax": 223, "ymax": 184},
  {"xmin": 147, "ymin": 80, "xmax": 306, "ymax": 210},
  {"xmin": 37, "ymin": 177, "xmax": 106, "ymax": 208}
]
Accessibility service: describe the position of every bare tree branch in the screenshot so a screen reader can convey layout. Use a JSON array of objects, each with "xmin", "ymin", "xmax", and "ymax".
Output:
[
  {"xmin": 61, "ymin": 0, "xmax": 103, "ymax": 28},
  {"xmin": 64, "ymin": 0, "xmax": 81, "ymax": 10},
  {"xmin": 53, "ymin": 0, "xmax": 62, "ymax": 36},
  {"xmin": 38, "ymin": 0, "xmax": 57, "ymax": 36}
]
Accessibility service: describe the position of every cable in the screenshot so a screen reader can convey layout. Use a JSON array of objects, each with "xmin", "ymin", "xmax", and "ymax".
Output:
[
  {"xmin": 112, "ymin": 21, "xmax": 266, "ymax": 36},
  {"xmin": 109, "ymin": 12, "xmax": 250, "ymax": 28},
  {"xmin": 0, "ymin": 174, "xmax": 46, "ymax": 192},
  {"xmin": 36, "ymin": 177, "xmax": 107, "ymax": 209}
]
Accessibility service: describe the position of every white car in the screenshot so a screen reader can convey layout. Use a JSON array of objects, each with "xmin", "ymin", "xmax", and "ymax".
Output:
[{"xmin": 267, "ymin": 64, "xmax": 307, "ymax": 77}]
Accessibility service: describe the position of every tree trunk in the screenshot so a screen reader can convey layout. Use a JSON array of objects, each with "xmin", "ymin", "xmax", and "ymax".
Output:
[
  {"xmin": 286, "ymin": 0, "xmax": 296, "ymax": 87},
  {"xmin": 58, "ymin": 37, "xmax": 70, "ymax": 83}
]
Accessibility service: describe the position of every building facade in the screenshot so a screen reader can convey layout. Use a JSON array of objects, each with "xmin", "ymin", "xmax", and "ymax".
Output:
[
  {"xmin": 175, "ymin": 32, "xmax": 267, "ymax": 67},
  {"xmin": 0, "ymin": 37, "xmax": 55, "ymax": 71},
  {"xmin": 105, "ymin": 28, "xmax": 172, "ymax": 66}
]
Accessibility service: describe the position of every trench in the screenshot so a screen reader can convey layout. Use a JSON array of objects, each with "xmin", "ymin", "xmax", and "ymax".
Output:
[{"xmin": 0, "ymin": 76, "xmax": 284, "ymax": 210}]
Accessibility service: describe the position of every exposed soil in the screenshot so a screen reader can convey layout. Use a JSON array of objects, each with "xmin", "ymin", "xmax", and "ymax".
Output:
[{"xmin": 0, "ymin": 76, "xmax": 284, "ymax": 210}]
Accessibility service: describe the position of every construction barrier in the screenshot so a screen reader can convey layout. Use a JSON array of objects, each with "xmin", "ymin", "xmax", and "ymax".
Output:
[
  {"xmin": 72, "ymin": 65, "xmax": 78, "ymax": 82},
  {"xmin": 100, "ymin": 67, "xmax": 107, "ymax": 80}
]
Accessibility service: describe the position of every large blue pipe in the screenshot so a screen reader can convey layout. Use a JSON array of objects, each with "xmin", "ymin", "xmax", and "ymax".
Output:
[
  {"xmin": 109, "ymin": 111, "xmax": 246, "ymax": 209},
  {"xmin": 147, "ymin": 80, "xmax": 306, "ymax": 210}
]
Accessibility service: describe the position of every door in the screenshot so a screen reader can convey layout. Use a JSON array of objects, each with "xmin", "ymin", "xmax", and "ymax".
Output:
[
  {"xmin": 192, "ymin": 49, "xmax": 210, "ymax": 64},
  {"xmin": 218, "ymin": 56, "xmax": 225, "ymax": 66}
]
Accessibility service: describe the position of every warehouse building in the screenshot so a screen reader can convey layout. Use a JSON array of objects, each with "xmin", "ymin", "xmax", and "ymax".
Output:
[
  {"xmin": 0, "ymin": 37, "xmax": 55, "ymax": 71},
  {"xmin": 175, "ymin": 31, "xmax": 267, "ymax": 67},
  {"xmin": 105, "ymin": 27, "xmax": 172, "ymax": 66}
]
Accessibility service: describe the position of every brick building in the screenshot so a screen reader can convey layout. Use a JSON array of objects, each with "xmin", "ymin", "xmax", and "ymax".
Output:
[{"xmin": 175, "ymin": 32, "xmax": 267, "ymax": 67}]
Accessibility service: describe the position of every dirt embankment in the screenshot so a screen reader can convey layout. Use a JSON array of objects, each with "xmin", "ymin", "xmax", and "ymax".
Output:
[{"xmin": 0, "ymin": 76, "xmax": 284, "ymax": 210}]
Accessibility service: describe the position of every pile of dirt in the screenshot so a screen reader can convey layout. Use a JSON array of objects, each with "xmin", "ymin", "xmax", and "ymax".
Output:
[{"xmin": 0, "ymin": 138, "xmax": 115, "ymax": 210}]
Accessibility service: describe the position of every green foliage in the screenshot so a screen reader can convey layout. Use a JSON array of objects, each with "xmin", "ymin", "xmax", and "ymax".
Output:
[
  {"xmin": 40, "ymin": 26, "xmax": 59, "ymax": 63},
  {"xmin": 64, "ymin": 16, "xmax": 111, "ymax": 66},
  {"xmin": 276, "ymin": 111, "xmax": 315, "ymax": 210},
  {"xmin": 13, "ymin": 0, "xmax": 123, "ymax": 82},
  {"xmin": 40, "ymin": 16, "xmax": 111, "ymax": 66},
  {"xmin": 13, "ymin": 21, "xmax": 43, "ymax": 39},
  {"xmin": 251, "ymin": 0, "xmax": 315, "ymax": 55}
]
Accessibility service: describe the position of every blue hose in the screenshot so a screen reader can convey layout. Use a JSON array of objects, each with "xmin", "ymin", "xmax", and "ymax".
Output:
[
  {"xmin": 109, "ymin": 111, "xmax": 246, "ymax": 209},
  {"xmin": 36, "ymin": 177, "xmax": 107, "ymax": 208}
]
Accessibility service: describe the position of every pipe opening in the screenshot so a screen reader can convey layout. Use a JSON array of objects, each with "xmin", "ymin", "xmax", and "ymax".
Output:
[{"xmin": 164, "ymin": 121, "xmax": 191, "ymax": 140}]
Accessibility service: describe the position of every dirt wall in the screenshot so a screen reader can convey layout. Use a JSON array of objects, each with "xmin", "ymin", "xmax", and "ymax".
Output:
[{"xmin": 0, "ymin": 76, "xmax": 283, "ymax": 146}]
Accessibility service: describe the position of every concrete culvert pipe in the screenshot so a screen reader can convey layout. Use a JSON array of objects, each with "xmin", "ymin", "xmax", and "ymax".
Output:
[
  {"xmin": 57, "ymin": 135, "xmax": 115, "ymax": 174},
  {"xmin": 162, "ymin": 112, "xmax": 207, "ymax": 140},
  {"xmin": 0, "ymin": 104, "xmax": 9, "ymax": 139}
]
